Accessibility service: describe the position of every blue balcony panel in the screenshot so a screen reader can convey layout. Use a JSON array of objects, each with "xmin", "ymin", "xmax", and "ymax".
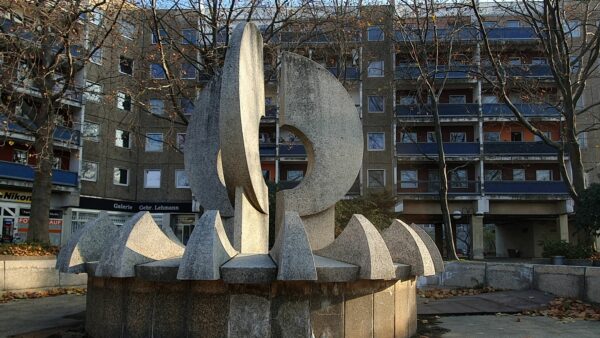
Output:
[
  {"xmin": 484, "ymin": 142, "xmax": 557, "ymax": 155},
  {"xmin": 486, "ymin": 27, "xmax": 537, "ymax": 40},
  {"xmin": 0, "ymin": 117, "xmax": 81, "ymax": 145},
  {"xmin": 280, "ymin": 144, "xmax": 306, "ymax": 157},
  {"xmin": 395, "ymin": 65, "xmax": 475, "ymax": 80},
  {"xmin": 395, "ymin": 28, "xmax": 479, "ymax": 42},
  {"xmin": 396, "ymin": 142, "xmax": 479, "ymax": 155},
  {"xmin": 485, "ymin": 180, "xmax": 568, "ymax": 194},
  {"xmin": 260, "ymin": 145, "xmax": 276, "ymax": 157},
  {"xmin": 397, "ymin": 104, "xmax": 479, "ymax": 117},
  {"xmin": 0, "ymin": 161, "xmax": 78, "ymax": 187},
  {"xmin": 482, "ymin": 103, "xmax": 560, "ymax": 117}
]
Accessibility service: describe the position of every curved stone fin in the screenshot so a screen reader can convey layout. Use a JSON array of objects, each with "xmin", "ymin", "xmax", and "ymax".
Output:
[
  {"xmin": 314, "ymin": 214, "xmax": 395, "ymax": 280},
  {"xmin": 409, "ymin": 223, "xmax": 445, "ymax": 274},
  {"xmin": 269, "ymin": 211, "xmax": 317, "ymax": 281},
  {"xmin": 56, "ymin": 212, "xmax": 118, "ymax": 273},
  {"xmin": 95, "ymin": 211, "xmax": 185, "ymax": 277},
  {"xmin": 177, "ymin": 210, "xmax": 238, "ymax": 280},
  {"xmin": 381, "ymin": 219, "xmax": 435, "ymax": 276},
  {"xmin": 160, "ymin": 222, "xmax": 184, "ymax": 247}
]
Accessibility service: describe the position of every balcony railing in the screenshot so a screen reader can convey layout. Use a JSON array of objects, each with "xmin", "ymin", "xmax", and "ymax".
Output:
[
  {"xmin": 326, "ymin": 67, "xmax": 360, "ymax": 80},
  {"xmin": 0, "ymin": 161, "xmax": 78, "ymax": 187},
  {"xmin": 397, "ymin": 180, "xmax": 480, "ymax": 194},
  {"xmin": 396, "ymin": 142, "xmax": 479, "ymax": 156},
  {"xmin": 484, "ymin": 142, "xmax": 557, "ymax": 155},
  {"xmin": 485, "ymin": 180, "xmax": 568, "ymax": 194},
  {"xmin": 0, "ymin": 117, "xmax": 81, "ymax": 146},
  {"xmin": 395, "ymin": 27, "xmax": 479, "ymax": 42},
  {"xmin": 395, "ymin": 65, "xmax": 475, "ymax": 80},
  {"xmin": 483, "ymin": 64, "xmax": 553, "ymax": 78},
  {"xmin": 486, "ymin": 27, "xmax": 537, "ymax": 41},
  {"xmin": 482, "ymin": 103, "xmax": 560, "ymax": 117},
  {"xmin": 396, "ymin": 104, "xmax": 479, "ymax": 117}
]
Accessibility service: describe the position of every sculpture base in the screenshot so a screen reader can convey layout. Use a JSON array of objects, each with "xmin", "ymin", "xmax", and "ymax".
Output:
[{"xmin": 85, "ymin": 276, "xmax": 417, "ymax": 338}]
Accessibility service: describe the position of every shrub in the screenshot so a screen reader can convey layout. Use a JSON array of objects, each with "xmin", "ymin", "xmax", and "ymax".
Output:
[{"xmin": 541, "ymin": 240, "xmax": 593, "ymax": 259}]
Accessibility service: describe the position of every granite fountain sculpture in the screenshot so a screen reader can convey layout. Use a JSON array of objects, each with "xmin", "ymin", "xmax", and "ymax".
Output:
[{"xmin": 57, "ymin": 22, "xmax": 443, "ymax": 338}]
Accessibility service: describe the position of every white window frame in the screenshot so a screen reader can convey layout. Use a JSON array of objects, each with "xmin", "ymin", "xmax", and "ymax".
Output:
[
  {"xmin": 175, "ymin": 169, "xmax": 190, "ymax": 188},
  {"xmin": 84, "ymin": 81, "xmax": 102, "ymax": 103},
  {"xmin": 115, "ymin": 129, "xmax": 131, "ymax": 149},
  {"xmin": 119, "ymin": 56, "xmax": 134, "ymax": 75},
  {"xmin": 117, "ymin": 92, "xmax": 131, "ymax": 111},
  {"xmin": 113, "ymin": 167, "xmax": 129, "ymax": 186},
  {"xmin": 144, "ymin": 169, "xmax": 161, "ymax": 188},
  {"xmin": 91, "ymin": 9, "xmax": 103, "ymax": 26},
  {"xmin": 400, "ymin": 170, "xmax": 418, "ymax": 189},
  {"xmin": 119, "ymin": 20, "xmax": 135, "ymax": 39},
  {"xmin": 81, "ymin": 161, "xmax": 99, "ymax": 182},
  {"xmin": 82, "ymin": 121, "xmax": 100, "ymax": 142},
  {"xmin": 367, "ymin": 132, "xmax": 385, "ymax": 151},
  {"xmin": 426, "ymin": 132, "xmax": 436, "ymax": 143},
  {"xmin": 145, "ymin": 133, "xmax": 164, "ymax": 152},
  {"xmin": 367, "ymin": 169, "xmax": 386, "ymax": 188},
  {"xmin": 90, "ymin": 48, "xmax": 102, "ymax": 65},
  {"xmin": 367, "ymin": 60, "xmax": 384, "ymax": 78}
]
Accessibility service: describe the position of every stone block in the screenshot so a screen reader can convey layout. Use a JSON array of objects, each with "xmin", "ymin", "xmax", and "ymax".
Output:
[
  {"xmin": 102, "ymin": 278, "xmax": 126, "ymax": 338},
  {"xmin": 534, "ymin": 265, "xmax": 585, "ymax": 299},
  {"xmin": 310, "ymin": 283, "xmax": 344, "ymax": 338},
  {"xmin": 85, "ymin": 276, "xmax": 104, "ymax": 336},
  {"xmin": 123, "ymin": 279, "xmax": 154, "ymax": 338},
  {"xmin": 407, "ymin": 278, "xmax": 417, "ymax": 337},
  {"xmin": 394, "ymin": 279, "xmax": 410, "ymax": 338},
  {"xmin": 0, "ymin": 260, "xmax": 4, "ymax": 291},
  {"xmin": 441, "ymin": 261, "xmax": 486, "ymax": 288},
  {"xmin": 59, "ymin": 272, "xmax": 88, "ymax": 287},
  {"xmin": 345, "ymin": 289, "xmax": 373, "ymax": 338},
  {"xmin": 486, "ymin": 263, "xmax": 533, "ymax": 290},
  {"xmin": 4, "ymin": 259, "xmax": 59, "ymax": 290},
  {"xmin": 374, "ymin": 284, "xmax": 395, "ymax": 338},
  {"xmin": 394, "ymin": 263, "xmax": 411, "ymax": 281},
  {"xmin": 271, "ymin": 296, "xmax": 311, "ymax": 338},
  {"xmin": 381, "ymin": 220, "xmax": 435, "ymax": 276},
  {"xmin": 314, "ymin": 255, "xmax": 359, "ymax": 282},
  {"xmin": 270, "ymin": 211, "xmax": 317, "ymax": 281},
  {"xmin": 153, "ymin": 282, "xmax": 188, "ymax": 338},
  {"xmin": 136, "ymin": 258, "xmax": 180, "ymax": 282},
  {"xmin": 228, "ymin": 294, "xmax": 271, "ymax": 338},
  {"xmin": 584, "ymin": 267, "xmax": 600, "ymax": 304},
  {"xmin": 188, "ymin": 281, "xmax": 230, "ymax": 337},
  {"xmin": 220, "ymin": 254, "xmax": 277, "ymax": 284}
]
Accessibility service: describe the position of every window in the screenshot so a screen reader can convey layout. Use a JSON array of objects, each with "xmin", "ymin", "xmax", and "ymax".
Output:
[
  {"xmin": 117, "ymin": 92, "xmax": 131, "ymax": 111},
  {"xmin": 536, "ymin": 170, "xmax": 552, "ymax": 181},
  {"xmin": 150, "ymin": 63, "xmax": 166, "ymax": 79},
  {"xmin": 485, "ymin": 169, "xmax": 502, "ymax": 181},
  {"xmin": 177, "ymin": 133, "xmax": 186, "ymax": 152},
  {"xmin": 90, "ymin": 48, "xmax": 102, "ymax": 65},
  {"xmin": 400, "ymin": 132, "xmax": 417, "ymax": 143},
  {"xmin": 113, "ymin": 167, "xmax": 129, "ymax": 186},
  {"xmin": 368, "ymin": 96, "xmax": 384, "ymax": 113},
  {"xmin": 367, "ymin": 26, "xmax": 384, "ymax": 41},
  {"xmin": 181, "ymin": 63, "xmax": 197, "ymax": 79},
  {"xmin": 482, "ymin": 95, "xmax": 498, "ymax": 104},
  {"xmin": 82, "ymin": 122, "xmax": 100, "ymax": 142},
  {"xmin": 81, "ymin": 161, "xmax": 98, "ymax": 182},
  {"xmin": 91, "ymin": 9, "xmax": 103, "ymax": 26},
  {"xmin": 505, "ymin": 20, "xmax": 520, "ymax": 28},
  {"xmin": 84, "ymin": 81, "xmax": 102, "ymax": 103},
  {"xmin": 426, "ymin": 132, "xmax": 436, "ymax": 143},
  {"xmin": 508, "ymin": 57, "xmax": 522, "ymax": 65},
  {"xmin": 532, "ymin": 57, "xmax": 547, "ymax": 65},
  {"xmin": 400, "ymin": 170, "xmax": 418, "ymax": 188},
  {"xmin": 119, "ymin": 56, "xmax": 133, "ymax": 75},
  {"xmin": 578, "ymin": 132, "xmax": 588, "ymax": 149},
  {"xmin": 175, "ymin": 170, "xmax": 190, "ymax": 188},
  {"xmin": 428, "ymin": 170, "xmax": 440, "ymax": 191},
  {"xmin": 367, "ymin": 60, "xmax": 384, "ymax": 77},
  {"xmin": 367, "ymin": 132, "xmax": 385, "ymax": 150},
  {"xmin": 450, "ymin": 132, "xmax": 466, "ymax": 143},
  {"xmin": 448, "ymin": 95, "xmax": 466, "ymax": 104},
  {"xmin": 145, "ymin": 133, "xmax": 163, "ymax": 152},
  {"xmin": 149, "ymin": 99, "xmax": 164, "ymax": 115},
  {"xmin": 513, "ymin": 169, "xmax": 525, "ymax": 181},
  {"xmin": 180, "ymin": 98, "xmax": 194, "ymax": 115},
  {"xmin": 567, "ymin": 20, "xmax": 581, "ymax": 38},
  {"xmin": 510, "ymin": 131, "xmax": 522, "ymax": 142},
  {"xmin": 119, "ymin": 20, "xmax": 135, "ymax": 39},
  {"xmin": 483, "ymin": 21, "xmax": 497, "ymax": 28},
  {"xmin": 484, "ymin": 132, "xmax": 500, "ymax": 142},
  {"xmin": 287, "ymin": 170, "xmax": 304, "ymax": 181},
  {"xmin": 368, "ymin": 169, "xmax": 386, "ymax": 188},
  {"xmin": 115, "ymin": 129, "xmax": 131, "ymax": 148},
  {"xmin": 13, "ymin": 149, "xmax": 27, "ymax": 165},
  {"xmin": 151, "ymin": 29, "xmax": 169, "ymax": 44},
  {"xmin": 182, "ymin": 29, "xmax": 197, "ymax": 45},
  {"xmin": 534, "ymin": 131, "xmax": 552, "ymax": 142},
  {"xmin": 450, "ymin": 169, "xmax": 468, "ymax": 188},
  {"xmin": 144, "ymin": 169, "xmax": 161, "ymax": 188},
  {"xmin": 399, "ymin": 96, "xmax": 417, "ymax": 105}
]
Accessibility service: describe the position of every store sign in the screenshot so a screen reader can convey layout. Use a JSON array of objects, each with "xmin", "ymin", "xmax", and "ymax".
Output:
[
  {"xmin": 79, "ymin": 197, "xmax": 193, "ymax": 213},
  {"xmin": 0, "ymin": 190, "xmax": 32, "ymax": 203}
]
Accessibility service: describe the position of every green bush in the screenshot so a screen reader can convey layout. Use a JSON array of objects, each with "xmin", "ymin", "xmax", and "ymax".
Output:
[
  {"xmin": 541, "ymin": 239, "xmax": 593, "ymax": 259},
  {"xmin": 335, "ymin": 191, "xmax": 397, "ymax": 236}
]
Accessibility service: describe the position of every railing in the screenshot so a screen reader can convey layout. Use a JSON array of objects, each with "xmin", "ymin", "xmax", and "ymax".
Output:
[
  {"xmin": 0, "ymin": 161, "xmax": 78, "ymax": 187},
  {"xmin": 396, "ymin": 142, "xmax": 479, "ymax": 156},
  {"xmin": 326, "ymin": 67, "xmax": 360, "ymax": 80},
  {"xmin": 395, "ymin": 65, "xmax": 475, "ymax": 80},
  {"xmin": 397, "ymin": 180, "xmax": 480, "ymax": 194},
  {"xmin": 484, "ymin": 180, "xmax": 568, "ymax": 194},
  {"xmin": 0, "ymin": 117, "xmax": 81, "ymax": 146},
  {"xmin": 396, "ymin": 104, "xmax": 479, "ymax": 117},
  {"xmin": 395, "ymin": 27, "xmax": 479, "ymax": 42},
  {"xmin": 486, "ymin": 27, "xmax": 537, "ymax": 41},
  {"xmin": 482, "ymin": 64, "xmax": 552, "ymax": 78},
  {"xmin": 482, "ymin": 103, "xmax": 560, "ymax": 117},
  {"xmin": 259, "ymin": 144, "xmax": 276, "ymax": 157},
  {"xmin": 484, "ymin": 142, "xmax": 557, "ymax": 155}
]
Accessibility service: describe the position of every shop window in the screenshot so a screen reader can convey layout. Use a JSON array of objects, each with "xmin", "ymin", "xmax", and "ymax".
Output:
[
  {"xmin": 81, "ymin": 161, "xmax": 98, "ymax": 182},
  {"xmin": 367, "ymin": 132, "xmax": 385, "ymax": 150},
  {"xmin": 115, "ymin": 129, "xmax": 131, "ymax": 148},
  {"xmin": 82, "ymin": 122, "xmax": 100, "ymax": 142},
  {"xmin": 144, "ymin": 169, "xmax": 161, "ymax": 188},
  {"xmin": 400, "ymin": 170, "xmax": 418, "ymax": 188},
  {"xmin": 175, "ymin": 170, "xmax": 190, "ymax": 188},
  {"xmin": 119, "ymin": 56, "xmax": 134, "ymax": 75},
  {"xmin": 113, "ymin": 167, "xmax": 129, "ymax": 186},
  {"xmin": 145, "ymin": 133, "xmax": 163, "ymax": 152}
]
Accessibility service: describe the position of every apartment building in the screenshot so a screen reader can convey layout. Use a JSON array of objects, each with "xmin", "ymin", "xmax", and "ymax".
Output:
[{"xmin": 1, "ymin": 3, "xmax": 594, "ymax": 257}]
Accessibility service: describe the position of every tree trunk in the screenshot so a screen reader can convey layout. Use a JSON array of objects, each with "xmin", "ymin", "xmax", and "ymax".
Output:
[{"xmin": 432, "ymin": 99, "xmax": 459, "ymax": 260}]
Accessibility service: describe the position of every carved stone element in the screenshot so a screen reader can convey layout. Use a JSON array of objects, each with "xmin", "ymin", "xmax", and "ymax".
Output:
[
  {"xmin": 95, "ymin": 212, "xmax": 184, "ymax": 277},
  {"xmin": 277, "ymin": 52, "xmax": 363, "ymax": 250},
  {"xmin": 315, "ymin": 215, "xmax": 395, "ymax": 280},
  {"xmin": 56, "ymin": 212, "xmax": 118, "ymax": 273},
  {"xmin": 409, "ymin": 223, "xmax": 444, "ymax": 274},
  {"xmin": 381, "ymin": 219, "xmax": 436, "ymax": 276},
  {"xmin": 270, "ymin": 211, "xmax": 317, "ymax": 281},
  {"xmin": 178, "ymin": 210, "xmax": 238, "ymax": 280}
]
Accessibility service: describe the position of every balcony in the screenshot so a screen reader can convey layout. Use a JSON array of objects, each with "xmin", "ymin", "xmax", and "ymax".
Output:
[
  {"xmin": 0, "ymin": 161, "xmax": 78, "ymax": 187},
  {"xmin": 280, "ymin": 144, "xmax": 306, "ymax": 157},
  {"xmin": 397, "ymin": 180, "xmax": 480, "ymax": 195},
  {"xmin": 486, "ymin": 27, "xmax": 537, "ymax": 41},
  {"xmin": 395, "ymin": 65, "xmax": 475, "ymax": 80},
  {"xmin": 11, "ymin": 79, "xmax": 84, "ymax": 106},
  {"xmin": 326, "ymin": 67, "xmax": 360, "ymax": 80},
  {"xmin": 395, "ymin": 27, "xmax": 479, "ymax": 42},
  {"xmin": 484, "ymin": 142, "xmax": 557, "ymax": 155},
  {"xmin": 396, "ymin": 142, "xmax": 479, "ymax": 156},
  {"xmin": 485, "ymin": 180, "xmax": 568, "ymax": 194},
  {"xmin": 482, "ymin": 103, "xmax": 560, "ymax": 117},
  {"xmin": 0, "ymin": 117, "xmax": 81, "ymax": 147},
  {"xmin": 483, "ymin": 64, "xmax": 552, "ymax": 78},
  {"xmin": 396, "ymin": 104, "xmax": 479, "ymax": 117}
]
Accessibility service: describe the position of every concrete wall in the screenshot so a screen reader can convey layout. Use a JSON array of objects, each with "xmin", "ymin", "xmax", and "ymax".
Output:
[
  {"xmin": 0, "ymin": 258, "xmax": 87, "ymax": 291},
  {"xmin": 419, "ymin": 261, "xmax": 600, "ymax": 304}
]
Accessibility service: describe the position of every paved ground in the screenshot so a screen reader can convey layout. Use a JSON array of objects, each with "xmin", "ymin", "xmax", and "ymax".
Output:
[
  {"xmin": 418, "ymin": 290, "xmax": 556, "ymax": 315},
  {"xmin": 0, "ymin": 295, "xmax": 86, "ymax": 338}
]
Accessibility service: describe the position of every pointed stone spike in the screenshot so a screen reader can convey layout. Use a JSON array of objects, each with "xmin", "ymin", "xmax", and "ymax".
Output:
[
  {"xmin": 409, "ymin": 223, "xmax": 445, "ymax": 274},
  {"xmin": 269, "ymin": 211, "xmax": 317, "ymax": 281},
  {"xmin": 95, "ymin": 211, "xmax": 185, "ymax": 277},
  {"xmin": 56, "ymin": 212, "xmax": 118, "ymax": 273},
  {"xmin": 315, "ymin": 214, "xmax": 395, "ymax": 280},
  {"xmin": 177, "ymin": 210, "xmax": 238, "ymax": 280},
  {"xmin": 381, "ymin": 220, "xmax": 435, "ymax": 276}
]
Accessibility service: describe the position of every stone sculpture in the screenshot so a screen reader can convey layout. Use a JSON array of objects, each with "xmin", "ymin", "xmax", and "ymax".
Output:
[{"xmin": 57, "ymin": 22, "xmax": 444, "ymax": 338}]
